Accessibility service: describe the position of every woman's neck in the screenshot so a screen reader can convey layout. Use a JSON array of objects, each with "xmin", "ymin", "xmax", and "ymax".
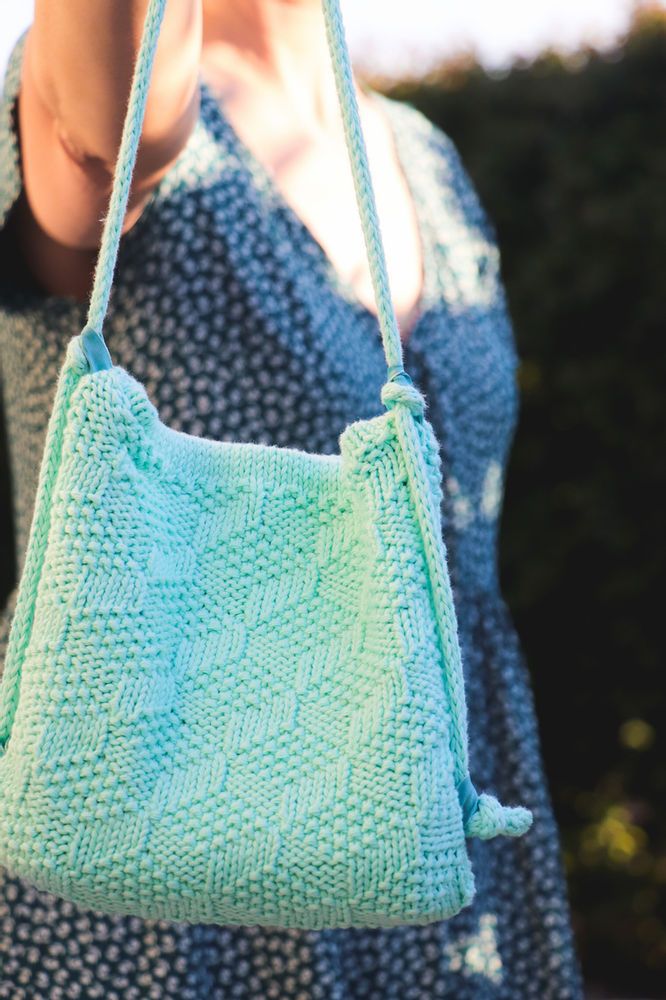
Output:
[{"xmin": 201, "ymin": 0, "xmax": 357, "ymax": 130}]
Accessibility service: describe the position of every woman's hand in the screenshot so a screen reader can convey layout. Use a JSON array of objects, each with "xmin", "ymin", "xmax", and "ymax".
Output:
[{"xmin": 13, "ymin": 0, "xmax": 202, "ymax": 298}]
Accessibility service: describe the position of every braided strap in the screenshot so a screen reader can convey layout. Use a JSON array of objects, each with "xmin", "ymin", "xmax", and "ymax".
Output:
[
  {"xmin": 324, "ymin": 0, "xmax": 533, "ymax": 842},
  {"xmin": 389, "ymin": 405, "xmax": 471, "ymax": 786},
  {"xmin": 321, "ymin": 0, "xmax": 405, "ymax": 378},
  {"xmin": 80, "ymin": 0, "xmax": 168, "ymax": 367}
]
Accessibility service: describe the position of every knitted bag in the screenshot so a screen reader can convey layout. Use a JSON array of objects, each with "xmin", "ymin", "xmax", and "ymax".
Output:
[{"xmin": 0, "ymin": 0, "xmax": 532, "ymax": 928}]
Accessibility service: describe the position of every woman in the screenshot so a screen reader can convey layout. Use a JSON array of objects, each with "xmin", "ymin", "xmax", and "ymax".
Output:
[{"xmin": 0, "ymin": 1, "xmax": 584, "ymax": 997}]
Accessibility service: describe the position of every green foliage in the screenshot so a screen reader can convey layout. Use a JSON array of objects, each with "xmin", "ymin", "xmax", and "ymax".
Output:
[{"xmin": 382, "ymin": 11, "xmax": 666, "ymax": 996}]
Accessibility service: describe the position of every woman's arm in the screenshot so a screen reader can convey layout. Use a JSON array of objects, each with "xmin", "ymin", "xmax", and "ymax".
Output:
[{"xmin": 14, "ymin": 0, "xmax": 202, "ymax": 298}]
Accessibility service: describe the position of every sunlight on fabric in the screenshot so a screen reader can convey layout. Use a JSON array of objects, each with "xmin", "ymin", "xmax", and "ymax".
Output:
[{"xmin": 442, "ymin": 912, "xmax": 504, "ymax": 983}]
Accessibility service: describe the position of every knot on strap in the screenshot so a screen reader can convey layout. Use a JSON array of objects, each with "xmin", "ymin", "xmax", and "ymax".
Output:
[
  {"xmin": 381, "ymin": 377, "xmax": 426, "ymax": 418},
  {"xmin": 464, "ymin": 792, "xmax": 533, "ymax": 840}
]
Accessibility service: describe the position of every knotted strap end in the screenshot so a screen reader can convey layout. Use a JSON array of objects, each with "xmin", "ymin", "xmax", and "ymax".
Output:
[
  {"xmin": 464, "ymin": 791, "xmax": 533, "ymax": 840},
  {"xmin": 381, "ymin": 367, "xmax": 426, "ymax": 418},
  {"xmin": 456, "ymin": 776, "xmax": 532, "ymax": 839}
]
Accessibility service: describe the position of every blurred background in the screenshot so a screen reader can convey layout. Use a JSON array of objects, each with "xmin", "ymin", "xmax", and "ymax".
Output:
[{"xmin": 1, "ymin": 1, "xmax": 664, "ymax": 996}]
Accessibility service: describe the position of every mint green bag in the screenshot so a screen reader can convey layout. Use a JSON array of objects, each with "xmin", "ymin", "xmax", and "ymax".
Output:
[{"xmin": 0, "ymin": 0, "xmax": 531, "ymax": 928}]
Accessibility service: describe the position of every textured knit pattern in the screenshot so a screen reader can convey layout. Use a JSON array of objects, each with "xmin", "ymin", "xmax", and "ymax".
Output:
[
  {"xmin": 0, "ymin": 28, "xmax": 584, "ymax": 999},
  {"xmin": 0, "ymin": 338, "xmax": 487, "ymax": 928},
  {"xmin": 0, "ymin": 0, "xmax": 531, "ymax": 926}
]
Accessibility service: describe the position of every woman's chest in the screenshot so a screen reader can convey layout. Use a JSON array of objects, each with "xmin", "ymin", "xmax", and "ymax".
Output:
[
  {"xmin": 196, "ymin": 71, "xmax": 425, "ymax": 339},
  {"xmin": 110, "ymin": 181, "xmax": 519, "ymax": 485}
]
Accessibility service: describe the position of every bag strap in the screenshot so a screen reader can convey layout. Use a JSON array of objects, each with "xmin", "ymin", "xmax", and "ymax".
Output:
[
  {"xmin": 80, "ymin": 0, "xmax": 409, "ymax": 390},
  {"xmin": 81, "ymin": 0, "xmax": 166, "ymax": 372}
]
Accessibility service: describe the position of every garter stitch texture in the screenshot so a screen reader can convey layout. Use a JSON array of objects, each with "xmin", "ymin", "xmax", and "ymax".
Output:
[{"xmin": 0, "ymin": 0, "xmax": 532, "ymax": 931}]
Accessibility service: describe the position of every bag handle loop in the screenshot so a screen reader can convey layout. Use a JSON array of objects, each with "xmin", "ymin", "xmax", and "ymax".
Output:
[{"xmin": 80, "ymin": 0, "xmax": 408, "ymax": 387}]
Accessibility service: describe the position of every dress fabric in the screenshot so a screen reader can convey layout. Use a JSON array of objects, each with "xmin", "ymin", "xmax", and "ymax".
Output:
[{"xmin": 0, "ymin": 31, "xmax": 583, "ymax": 1000}]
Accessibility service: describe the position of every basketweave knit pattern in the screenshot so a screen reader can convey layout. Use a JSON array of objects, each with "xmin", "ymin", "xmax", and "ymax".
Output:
[{"xmin": 0, "ymin": 336, "xmax": 481, "ymax": 927}]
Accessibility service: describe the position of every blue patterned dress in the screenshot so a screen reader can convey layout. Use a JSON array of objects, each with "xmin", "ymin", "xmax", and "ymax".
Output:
[{"xmin": 0, "ymin": 31, "xmax": 583, "ymax": 1000}]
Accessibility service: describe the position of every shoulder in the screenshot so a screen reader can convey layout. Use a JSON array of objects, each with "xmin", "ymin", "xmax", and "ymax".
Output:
[
  {"xmin": 368, "ymin": 89, "xmax": 454, "ymax": 153},
  {"xmin": 367, "ymin": 89, "xmax": 498, "ymax": 245},
  {"xmin": 367, "ymin": 90, "xmax": 515, "ymax": 330}
]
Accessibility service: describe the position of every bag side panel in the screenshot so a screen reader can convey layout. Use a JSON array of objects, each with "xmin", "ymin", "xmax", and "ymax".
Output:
[{"xmin": 0, "ymin": 344, "xmax": 86, "ymax": 749}]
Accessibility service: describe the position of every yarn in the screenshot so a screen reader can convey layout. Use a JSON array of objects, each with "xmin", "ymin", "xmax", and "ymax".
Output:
[
  {"xmin": 0, "ymin": 0, "xmax": 532, "ymax": 929},
  {"xmin": 380, "ymin": 379, "xmax": 426, "ymax": 417},
  {"xmin": 320, "ymin": 0, "xmax": 404, "ymax": 375},
  {"xmin": 467, "ymin": 795, "xmax": 534, "ymax": 840},
  {"xmin": 85, "ymin": 0, "xmax": 168, "ymax": 335}
]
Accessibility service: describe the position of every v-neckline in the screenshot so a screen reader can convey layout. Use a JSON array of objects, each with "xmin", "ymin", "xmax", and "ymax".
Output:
[{"xmin": 197, "ymin": 74, "xmax": 441, "ymax": 350}]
